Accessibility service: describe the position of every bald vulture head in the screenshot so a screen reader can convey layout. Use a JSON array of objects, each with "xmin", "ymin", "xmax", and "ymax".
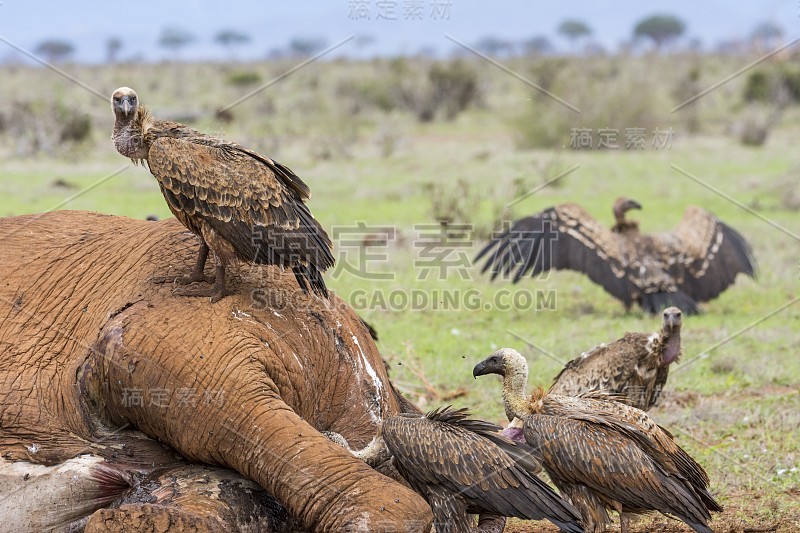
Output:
[
  {"xmin": 473, "ymin": 347, "xmax": 527, "ymax": 379},
  {"xmin": 612, "ymin": 197, "xmax": 642, "ymax": 225},
  {"xmin": 111, "ymin": 87, "xmax": 139, "ymax": 119}
]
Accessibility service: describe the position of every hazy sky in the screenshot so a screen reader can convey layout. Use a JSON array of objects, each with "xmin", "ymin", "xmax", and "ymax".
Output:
[{"xmin": 1, "ymin": 0, "xmax": 799, "ymax": 62}]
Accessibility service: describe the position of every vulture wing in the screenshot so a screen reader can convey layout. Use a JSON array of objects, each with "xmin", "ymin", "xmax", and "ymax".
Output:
[
  {"xmin": 475, "ymin": 204, "xmax": 638, "ymax": 308},
  {"xmin": 524, "ymin": 414, "xmax": 714, "ymax": 533},
  {"xmin": 540, "ymin": 394, "xmax": 721, "ymax": 513},
  {"xmin": 147, "ymin": 137, "xmax": 334, "ymax": 294},
  {"xmin": 549, "ymin": 333, "xmax": 664, "ymax": 411},
  {"xmin": 382, "ymin": 406, "xmax": 582, "ymax": 532},
  {"xmin": 652, "ymin": 206, "xmax": 756, "ymax": 303}
]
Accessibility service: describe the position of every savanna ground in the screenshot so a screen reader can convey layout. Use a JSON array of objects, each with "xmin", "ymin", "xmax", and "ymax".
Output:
[{"xmin": 0, "ymin": 52, "xmax": 798, "ymax": 531}]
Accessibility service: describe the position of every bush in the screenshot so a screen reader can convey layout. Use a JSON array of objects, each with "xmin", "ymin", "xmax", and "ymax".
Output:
[{"xmin": 226, "ymin": 70, "xmax": 262, "ymax": 87}]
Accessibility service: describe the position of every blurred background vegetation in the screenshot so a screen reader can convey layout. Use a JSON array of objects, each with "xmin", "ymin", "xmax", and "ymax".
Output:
[{"xmin": 1, "ymin": 11, "xmax": 799, "ymax": 530}]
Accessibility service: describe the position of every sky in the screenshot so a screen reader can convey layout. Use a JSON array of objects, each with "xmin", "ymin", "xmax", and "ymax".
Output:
[{"xmin": 0, "ymin": 0, "xmax": 799, "ymax": 63}]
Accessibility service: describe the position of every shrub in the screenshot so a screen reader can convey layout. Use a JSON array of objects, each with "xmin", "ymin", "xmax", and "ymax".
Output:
[{"xmin": 226, "ymin": 70, "xmax": 262, "ymax": 87}]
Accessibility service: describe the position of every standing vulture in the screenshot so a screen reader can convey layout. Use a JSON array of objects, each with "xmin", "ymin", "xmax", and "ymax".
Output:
[
  {"xmin": 475, "ymin": 197, "xmax": 756, "ymax": 314},
  {"xmin": 549, "ymin": 306, "xmax": 683, "ymax": 411},
  {"xmin": 474, "ymin": 348, "xmax": 722, "ymax": 533},
  {"xmin": 328, "ymin": 407, "xmax": 584, "ymax": 533},
  {"xmin": 110, "ymin": 87, "xmax": 334, "ymax": 302}
]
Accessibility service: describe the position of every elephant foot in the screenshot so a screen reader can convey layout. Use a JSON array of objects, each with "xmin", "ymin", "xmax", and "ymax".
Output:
[{"xmin": 86, "ymin": 504, "xmax": 224, "ymax": 532}]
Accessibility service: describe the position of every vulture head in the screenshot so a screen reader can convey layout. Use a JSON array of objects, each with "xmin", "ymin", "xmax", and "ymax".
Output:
[
  {"xmin": 659, "ymin": 306, "xmax": 683, "ymax": 365},
  {"xmin": 473, "ymin": 348, "xmax": 527, "ymax": 379},
  {"xmin": 111, "ymin": 87, "xmax": 139, "ymax": 119},
  {"xmin": 613, "ymin": 197, "xmax": 642, "ymax": 225}
]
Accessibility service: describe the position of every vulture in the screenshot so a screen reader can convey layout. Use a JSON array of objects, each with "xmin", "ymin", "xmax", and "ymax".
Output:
[
  {"xmin": 110, "ymin": 87, "xmax": 334, "ymax": 302},
  {"xmin": 327, "ymin": 407, "xmax": 584, "ymax": 533},
  {"xmin": 475, "ymin": 197, "xmax": 756, "ymax": 314},
  {"xmin": 474, "ymin": 348, "xmax": 722, "ymax": 533},
  {"xmin": 549, "ymin": 306, "xmax": 683, "ymax": 411}
]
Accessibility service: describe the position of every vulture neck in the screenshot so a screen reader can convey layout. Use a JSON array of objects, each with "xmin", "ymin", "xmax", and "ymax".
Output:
[
  {"xmin": 502, "ymin": 364, "xmax": 532, "ymax": 421},
  {"xmin": 660, "ymin": 327, "xmax": 682, "ymax": 366},
  {"xmin": 112, "ymin": 108, "xmax": 150, "ymax": 162},
  {"xmin": 353, "ymin": 435, "xmax": 391, "ymax": 467}
]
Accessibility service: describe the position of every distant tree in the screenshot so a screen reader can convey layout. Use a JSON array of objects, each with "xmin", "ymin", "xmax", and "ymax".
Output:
[
  {"xmin": 158, "ymin": 27, "xmax": 195, "ymax": 59},
  {"xmin": 557, "ymin": 19, "xmax": 592, "ymax": 50},
  {"xmin": 523, "ymin": 36, "xmax": 552, "ymax": 55},
  {"xmin": 106, "ymin": 37, "xmax": 123, "ymax": 64},
  {"xmin": 354, "ymin": 34, "xmax": 376, "ymax": 49},
  {"xmin": 288, "ymin": 37, "xmax": 328, "ymax": 58},
  {"xmin": 34, "ymin": 39, "xmax": 74, "ymax": 63},
  {"xmin": 474, "ymin": 35, "xmax": 514, "ymax": 57},
  {"xmin": 214, "ymin": 29, "xmax": 251, "ymax": 60},
  {"xmin": 633, "ymin": 14, "xmax": 686, "ymax": 50},
  {"xmin": 751, "ymin": 21, "xmax": 784, "ymax": 49}
]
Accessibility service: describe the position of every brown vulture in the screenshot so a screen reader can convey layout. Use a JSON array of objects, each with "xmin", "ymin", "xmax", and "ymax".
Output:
[
  {"xmin": 110, "ymin": 87, "xmax": 333, "ymax": 302},
  {"xmin": 549, "ymin": 306, "xmax": 683, "ymax": 411},
  {"xmin": 474, "ymin": 348, "xmax": 722, "ymax": 533},
  {"xmin": 328, "ymin": 407, "xmax": 584, "ymax": 533},
  {"xmin": 475, "ymin": 197, "xmax": 756, "ymax": 314}
]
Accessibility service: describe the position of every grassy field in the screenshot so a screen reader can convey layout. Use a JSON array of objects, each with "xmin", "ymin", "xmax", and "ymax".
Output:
[{"xmin": 1, "ymin": 55, "xmax": 799, "ymax": 531}]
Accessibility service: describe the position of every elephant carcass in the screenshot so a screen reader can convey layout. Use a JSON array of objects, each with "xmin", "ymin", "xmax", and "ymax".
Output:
[{"xmin": 0, "ymin": 211, "xmax": 432, "ymax": 532}]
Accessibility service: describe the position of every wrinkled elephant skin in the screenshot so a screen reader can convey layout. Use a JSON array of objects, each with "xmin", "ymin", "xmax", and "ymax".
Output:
[{"xmin": 0, "ymin": 211, "xmax": 432, "ymax": 531}]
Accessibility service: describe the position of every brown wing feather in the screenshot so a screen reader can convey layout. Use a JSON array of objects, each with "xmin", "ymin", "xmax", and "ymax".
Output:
[
  {"xmin": 147, "ymin": 137, "xmax": 334, "ymax": 290},
  {"xmin": 524, "ymin": 414, "xmax": 714, "ymax": 532},
  {"xmin": 476, "ymin": 204, "xmax": 638, "ymax": 307},
  {"xmin": 382, "ymin": 407, "xmax": 582, "ymax": 531},
  {"xmin": 653, "ymin": 206, "xmax": 756, "ymax": 302},
  {"xmin": 539, "ymin": 394, "xmax": 721, "ymax": 513},
  {"xmin": 549, "ymin": 333, "xmax": 662, "ymax": 411}
]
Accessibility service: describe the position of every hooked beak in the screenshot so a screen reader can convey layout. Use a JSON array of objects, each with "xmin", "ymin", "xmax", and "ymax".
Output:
[
  {"xmin": 472, "ymin": 359, "xmax": 495, "ymax": 379},
  {"xmin": 626, "ymin": 199, "xmax": 642, "ymax": 211},
  {"xmin": 122, "ymin": 99, "xmax": 132, "ymax": 116}
]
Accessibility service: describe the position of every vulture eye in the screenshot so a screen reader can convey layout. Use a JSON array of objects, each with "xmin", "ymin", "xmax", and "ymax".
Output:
[{"xmin": 114, "ymin": 97, "xmax": 119, "ymax": 102}]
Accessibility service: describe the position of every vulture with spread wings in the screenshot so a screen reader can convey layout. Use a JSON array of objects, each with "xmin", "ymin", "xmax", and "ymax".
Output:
[
  {"xmin": 475, "ymin": 197, "xmax": 755, "ymax": 314},
  {"xmin": 111, "ymin": 87, "xmax": 334, "ymax": 302}
]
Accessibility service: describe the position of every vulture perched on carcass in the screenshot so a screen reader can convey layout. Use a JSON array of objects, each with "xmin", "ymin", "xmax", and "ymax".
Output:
[
  {"xmin": 326, "ymin": 407, "xmax": 584, "ymax": 533},
  {"xmin": 549, "ymin": 306, "xmax": 683, "ymax": 411},
  {"xmin": 475, "ymin": 197, "xmax": 756, "ymax": 314},
  {"xmin": 110, "ymin": 87, "xmax": 334, "ymax": 302},
  {"xmin": 474, "ymin": 348, "xmax": 722, "ymax": 533}
]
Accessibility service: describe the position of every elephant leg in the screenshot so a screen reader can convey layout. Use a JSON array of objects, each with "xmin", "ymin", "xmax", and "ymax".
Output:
[
  {"xmin": 92, "ymin": 317, "xmax": 432, "ymax": 531},
  {"xmin": 86, "ymin": 465, "xmax": 299, "ymax": 533}
]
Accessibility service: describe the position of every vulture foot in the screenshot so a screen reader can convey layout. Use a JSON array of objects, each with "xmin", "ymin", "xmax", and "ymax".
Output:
[
  {"xmin": 172, "ymin": 284, "xmax": 226, "ymax": 303},
  {"xmin": 151, "ymin": 273, "xmax": 216, "ymax": 285}
]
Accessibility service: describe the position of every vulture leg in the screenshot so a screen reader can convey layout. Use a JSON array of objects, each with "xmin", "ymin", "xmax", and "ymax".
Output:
[
  {"xmin": 476, "ymin": 513, "xmax": 506, "ymax": 533},
  {"xmin": 173, "ymin": 257, "xmax": 228, "ymax": 303},
  {"xmin": 425, "ymin": 486, "xmax": 472, "ymax": 533},
  {"xmin": 620, "ymin": 513, "xmax": 631, "ymax": 533},
  {"xmin": 151, "ymin": 241, "xmax": 215, "ymax": 285}
]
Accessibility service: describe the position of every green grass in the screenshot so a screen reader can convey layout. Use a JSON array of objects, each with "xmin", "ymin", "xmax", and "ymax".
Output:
[{"xmin": 1, "ymin": 55, "xmax": 798, "ymax": 530}]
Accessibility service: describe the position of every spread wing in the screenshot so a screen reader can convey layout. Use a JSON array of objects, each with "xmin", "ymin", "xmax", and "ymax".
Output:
[
  {"xmin": 382, "ymin": 407, "xmax": 582, "ymax": 531},
  {"xmin": 475, "ymin": 204, "xmax": 638, "ymax": 307},
  {"xmin": 147, "ymin": 137, "xmax": 334, "ymax": 290},
  {"xmin": 652, "ymin": 206, "xmax": 756, "ymax": 303},
  {"xmin": 524, "ymin": 414, "xmax": 714, "ymax": 532}
]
